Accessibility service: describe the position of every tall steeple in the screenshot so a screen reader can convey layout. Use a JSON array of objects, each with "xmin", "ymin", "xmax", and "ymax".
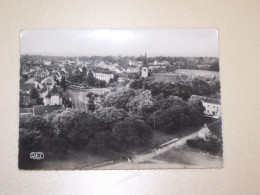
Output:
[
  {"xmin": 143, "ymin": 52, "xmax": 148, "ymax": 67},
  {"xmin": 141, "ymin": 52, "xmax": 149, "ymax": 78}
]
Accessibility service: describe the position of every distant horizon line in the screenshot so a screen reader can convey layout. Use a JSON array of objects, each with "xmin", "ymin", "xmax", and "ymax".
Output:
[{"xmin": 21, "ymin": 53, "xmax": 219, "ymax": 58}]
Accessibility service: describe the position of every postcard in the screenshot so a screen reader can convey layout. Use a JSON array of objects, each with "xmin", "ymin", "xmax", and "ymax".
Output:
[{"xmin": 19, "ymin": 29, "xmax": 222, "ymax": 169}]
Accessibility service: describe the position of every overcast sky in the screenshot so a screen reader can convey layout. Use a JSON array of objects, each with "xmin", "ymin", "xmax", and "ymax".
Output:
[{"xmin": 20, "ymin": 29, "xmax": 218, "ymax": 57}]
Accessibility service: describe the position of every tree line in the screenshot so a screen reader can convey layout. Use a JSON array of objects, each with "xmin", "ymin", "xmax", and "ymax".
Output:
[{"xmin": 130, "ymin": 77, "xmax": 220, "ymax": 100}]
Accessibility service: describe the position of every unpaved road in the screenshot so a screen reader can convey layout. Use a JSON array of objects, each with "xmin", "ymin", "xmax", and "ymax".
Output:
[{"xmin": 98, "ymin": 129, "xmax": 223, "ymax": 169}]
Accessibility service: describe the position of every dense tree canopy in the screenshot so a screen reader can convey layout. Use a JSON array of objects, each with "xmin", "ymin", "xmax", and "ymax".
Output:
[
  {"xmin": 112, "ymin": 115, "xmax": 153, "ymax": 150},
  {"xmin": 130, "ymin": 77, "xmax": 220, "ymax": 100},
  {"xmin": 145, "ymin": 96, "xmax": 205, "ymax": 132},
  {"xmin": 126, "ymin": 90, "xmax": 154, "ymax": 116},
  {"xmin": 51, "ymin": 109, "xmax": 102, "ymax": 149},
  {"xmin": 103, "ymin": 88, "xmax": 136, "ymax": 110},
  {"xmin": 96, "ymin": 107, "xmax": 128, "ymax": 129}
]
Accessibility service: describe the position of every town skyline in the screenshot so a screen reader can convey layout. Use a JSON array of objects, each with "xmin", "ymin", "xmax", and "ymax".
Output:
[{"xmin": 20, "ymin": 29, "xmax": 219, "ymax": 57}]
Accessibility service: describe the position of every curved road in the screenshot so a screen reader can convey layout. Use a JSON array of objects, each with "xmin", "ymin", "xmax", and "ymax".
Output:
[{"xmin": 96, "ymin": 129, "xmax": 222, "ymax": 169}]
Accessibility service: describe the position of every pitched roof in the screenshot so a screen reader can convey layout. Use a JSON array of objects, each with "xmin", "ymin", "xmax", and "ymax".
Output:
[
  {"xmin": 204, "ymin": 97, "xmax": 220, "ymax": 104},
  {"xmin": 24, "ymin": 78, "xmax": 35, "ymax": 84},
  {"xmin": 92, "ymin": 68, "xmax": 113, "ymax": 74},
  {"xmin": 45, "ymin": 85, "xmax": 63, "ymax": 98},
  {"xmin": 190, "ymin": 95, "xmax": 220, "ymax": 104},
  {"xmin": 33, "ymin": 105, "xmax": 62, "ymax": 116},
  {"xmin": 41, "ymin": 76, "xmax": 54, "ymax": 84},
  {"xmin": 207, "ymin": 121, "xmax": 222, "ymax": 140},
  {"xmin": 190, "ymin": 95, "xmax": 204, "ymax": 101}
]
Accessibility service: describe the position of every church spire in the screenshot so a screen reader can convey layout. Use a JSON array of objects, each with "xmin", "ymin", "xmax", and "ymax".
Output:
[{"xmin": 144, "ymin": 52, "xmax": 148, "ymax": 67}]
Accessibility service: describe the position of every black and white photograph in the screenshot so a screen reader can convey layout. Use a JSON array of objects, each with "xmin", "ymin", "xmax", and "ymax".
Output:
[{"xmin": 19, "ymin": 29, "xmax": 223, "ymax": 169}]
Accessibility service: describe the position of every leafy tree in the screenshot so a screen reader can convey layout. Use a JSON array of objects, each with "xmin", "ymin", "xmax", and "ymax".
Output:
[
  {"xmin": 56, "ymin": 79, "xmax": 60, "ymax": 86},
  {"xmin": 87, "ymin": 92, "xmax": 94, "ymax": 98},
  {"xmin": 192, "ymin": 78, "xmax": 208, "ymax": 95},
  {"xmin": 60, "ymin": 76, "xmax": 67, "ymax": 91},
  {"xmin": 112, "ymin": 115, "xmax": 153, "ymax": 150},
  {"xmin": 96, "ymin": 107, "xmax": 128, "ymax": 129},
  {"xmin": 103, "ymin": 88, "xmax": 136, "ymax": 110},
  {"xmin": 130, "ymin": 79, "xmax": 143, "ymax": 90},
  {"xmin": 154, "ymin": 95, "xmax": 185, "ymax": 110},
  {"xmin": 88, "ymin": 99, "xmax": 95, "ymax": 113},
  {"xmin": 146, "ymin": 96, "xmax": 205, "ymax": 132},
  {"xmin": 185, "ymin": 101, "xmax": 205, "ymax": 127},
  {"xmin": 126, "ymin": 90, "xmax": 154, "ymax": 116},
  {"xmin": 210, "ymin": 61, "xmax": 219, "ymax": 71},
  {"xmin": 30, "ymin": 87, "xmax": 39, "ymax": 99},
  {"xmin": 87, "ymin": 70, "xmax": 95, "ymax": 87},
  {"xmin": 86, "ymin": 92, "xmax": 96, "ymax": 112},
  {"xmin": 20, "ymin": 115, "xmax": 48, "ymax": 132},
  {"xmin": 82, "ymin": 66, "xmax": 87, "ymax": 75},
  {"xmin": 52, "ymin": 109, "xmax": 102, "ymax": 149}
]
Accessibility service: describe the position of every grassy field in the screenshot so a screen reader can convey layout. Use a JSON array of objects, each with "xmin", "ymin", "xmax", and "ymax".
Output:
[{"xmin": 153, "ymin": 145, "xmax": 223, "ymax": 167}]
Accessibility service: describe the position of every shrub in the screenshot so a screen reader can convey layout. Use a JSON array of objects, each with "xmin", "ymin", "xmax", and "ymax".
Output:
[{"xmin": 186, "ymin": 138, "xmax": 222, "ymax": 156}]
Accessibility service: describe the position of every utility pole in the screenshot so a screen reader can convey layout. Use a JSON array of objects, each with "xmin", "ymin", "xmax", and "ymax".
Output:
[{"xmin": 153, "ymin": 114, "xmax": 155, "ymax": 130}]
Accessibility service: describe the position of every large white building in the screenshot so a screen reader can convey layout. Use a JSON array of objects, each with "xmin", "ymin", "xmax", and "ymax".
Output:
[
  {"xmin": 190, "ymin": 95, "xmax": 221, "ymax": 119},
  {"xmin": 91, "ymin": 69, "xmax": 114, "ymax": 83}
]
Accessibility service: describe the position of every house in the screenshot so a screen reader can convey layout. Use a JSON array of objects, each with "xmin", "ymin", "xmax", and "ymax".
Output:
[
  {"xmin": 198, "ymin": 122, "xmax": 222, "ymax": 142},
  {"xmin": 38, "ymin": 85, "xmax": 48, "ymax": 98},
  {"xmin": 41, "ymin": 76, "xmax": 56, "ymax": 88},
  {"xmin": 137, "ymin": 61, "xmax": 143, "ymax": 66},
  {"xmin": 148, "ymin": 60, "xmax": 167, "ymax": 71},
  {"xmin": 24, "ymin": 77, "xmax": 44, "ymax": 89},
  {"xmin": 43, "ymin": 85, "xmax": 63, "ymax": 105},
  {"xmin": 190, "ymin": 95, "xmax": 221, "ymax": 119},
  {"xmin": 33, "ymin": 105, "xmax": 63, "ymax": 116},
  {"xmin": 43, "ymin": 60, "xmax": 52, "ymax": 66},
  {"xmin": 153, "ymin": 60, "xmax": 168, "ymax": 66},
  {"xmin": 34, "ymin": 69, "xmax": 49, "ymax": 80},
  {"xmin": 50, "ymin": 70, "xmax": 61, "ymax": 78},
  {"xmin": 126, "ymin": 66, "xmax": 140, "ymax": 73},
  {"xmin": 109, "ymin": 66, "xmax": 122, "ymax": 74},
  {"xmin": 96, "ymin": 61, "xmax": 108, "ymax": 69},
  {"xmin": 129, "ymin": 60, "xmax": 139, "ymax": 66},
  {"xmin": 92, "ymin": 69, "xmax": 114, "ymax": 83}
]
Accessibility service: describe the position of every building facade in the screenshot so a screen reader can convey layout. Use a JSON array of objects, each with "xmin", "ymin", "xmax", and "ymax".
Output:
[
  {"xmin": 190, "ymin": 95, "xmax": 221, "ymax": 119},
  {"xmin": 92, "ymin": 70, "xmax": 114, "ymax": 83}
]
